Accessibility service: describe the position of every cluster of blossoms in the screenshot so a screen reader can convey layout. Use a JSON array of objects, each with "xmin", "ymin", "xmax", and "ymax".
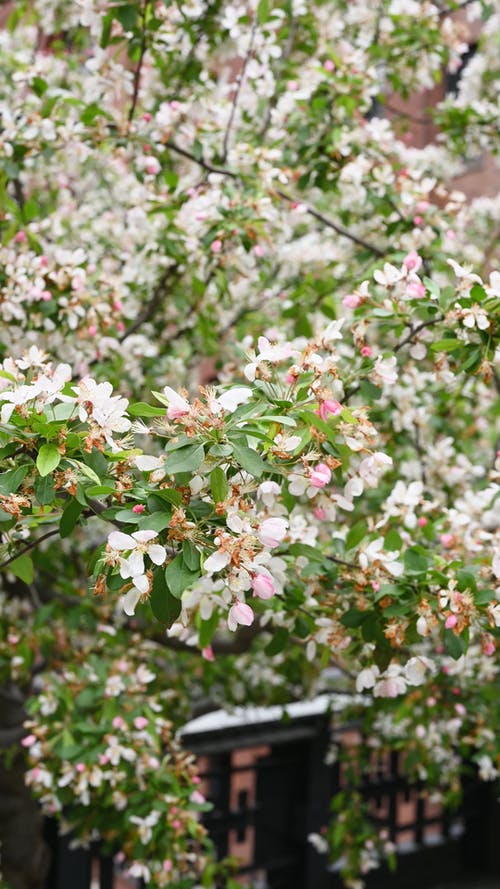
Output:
[
  {"xmin": 0, "ymin": 1, "xmax": 499, "ymax": 887},
  {"xmin": 22, "ymin": 638, "xmax": 219, "ymax": 887}
]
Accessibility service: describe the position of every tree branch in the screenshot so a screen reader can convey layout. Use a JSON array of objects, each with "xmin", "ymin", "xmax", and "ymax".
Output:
[
  {"xmin": 165, "ymin": 140, "xmax": 239, "ymax": 178},
  {"xmin": 221, "ymin": 20, "xmax": 257, "ymax": 162},
  {"xmin": 0, "ymin": 528, "xmax": 60, "ymax": 572},
  {"xmin": 276, "ymin": 189, "xmax": 385, "ymax": 256},
  {"xmin": 128, "ymin": 0, "xmax": 149, "ymax": 125},
  {"xmin": 119, "ymin": 265, "xmax": 178, "ymax": 342},
  {"xmin": 394, "ymin": 315, "xmax": 444, "ymax": 352}
]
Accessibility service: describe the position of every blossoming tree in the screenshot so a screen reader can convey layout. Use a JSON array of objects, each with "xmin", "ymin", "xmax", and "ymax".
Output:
[{"xmin": 0, "ymin": 0, "xmax": 499, "ymax": 886}]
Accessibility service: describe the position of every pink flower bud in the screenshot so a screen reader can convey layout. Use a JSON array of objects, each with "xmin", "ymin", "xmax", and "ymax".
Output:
[
  {"xmin": 309, "ymin": 463, "xmax": 332, "ymax": 488},
  {"xmin": 418, "ymin": 517, "xmax": 427, "ymax": 527},
  {"xmin": 342, "ymin": 293, "xmax": 361, "ymax": 308},
  {"xmin": 257, "ymin": 517, "xmax": 288, "ymax": 548},
  {"xmin": 483, "ymin": 641, "xmax": 495, "ymax": 656},
  {"xmin": 446, "ymin": 229, "xmax": 456, "ymax": 240},
  {"xmin": 445, "ymin": 614, "xmax": 457, "ymax": 629},
  {"xmin": 170, "ymin": 101, "xmax": 181, "ymax": 111},
  {"xmin": 163, "ymin": 860, "xmax": 172, "ymax": 872},
  {"xmin": 403, "ymin": 250, "xmax": 422, "ymax": 272},
  {"xmin": 14, "ymin": 231, "xmax": 27, "ymax": 243},
  {"xmin": 324, "ymin": 59, "xmax": 335, "ymax": 71},
  {"xmin": 253, "ymin": 244, "xmax": 265, "ymax": 257},
  {"xmin": 360, "ymin": 345, "xmax": 372, "ymax": 357},
  {"xmin": 202, "ymin": 646, "xmax": 215, "ymax": 662},
  {"xmin": 440, "ymin": 533, "xmax": 455, "ymax": 549},
  {"xmin": 112, "ymin": 716, "xmax": 125, "ymax": 729},
  {"xmin": 406, "ymin": 280, "xmax": 426, "ymax": 299},
  {"xmin": 134, "ymin": 716, "xmax": 148, "ymax": 730},
  {"xmin": 318, "ymin": 399, "xmax": 342, "ymax": 420},
  {"xmin": 313, "ymin": 507, "xmax": 326, "ymax": 520},
  {"xmin": 455, "ymin": 703, "xmax": 466, "ymax": 716},
  {"xmin": 190, "ymin": 790, "xmax": 206, "ymax": 804},
  {"xmin": 88, "ymin": 325, "xmax": 97, "ymax": 337},
  {"xmin": 228, "ymin": 600, "xmax": 254, "ymax": 629},
  {"xmin": 132, "ymin": 504, "xmax": 145, "ymax": 514},
  {"xmin": 76, "ymin": 763, "xmax": 85, "ymax": 773},
  {"xmin": 413, "ymin": 215, "xmax": 423, "ymax": 226},
  {"xmin": 416, "ymin": 201, "xmax": 430, "ymax": 213},
  {"xmin": 372, "ymin": 581, "xmax": 380, "ymax": 591},
  {"xmin": 210, "ymin": 239, "xmax": 222, "ymax": 253},
  {"xmin": 172, "ymin": 820, "xmax": 181, "ymax": 830},
  {"xmin": 8, "ymin": 634, "xmax": 19, "ymax": 644},
  {"xmin": 251, "ymin": 573, "xmax": 276, "ymax": 599},
  {"xmin": 113, "ymin": 299, "xmax": 123, "ymax": 311},
  {"xmin": 99, "ymin": 754, "xmax": 109, "ymax": 765},
  {"xmin": 143, "ymin": 112, "xmax": 151, "ymax": 122},
  {"xmin": 287, "ymin": 80, "xmax": 298, "ymax": 90},
  {"xmin": 21, "ymin": 734, "xmax": 37, "ymax": 748}
]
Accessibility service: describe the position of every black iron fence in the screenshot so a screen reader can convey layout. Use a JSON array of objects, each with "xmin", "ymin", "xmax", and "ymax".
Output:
[{"xmin": 43, "ymin": 701, "xmax": 500, "ymax": 889}]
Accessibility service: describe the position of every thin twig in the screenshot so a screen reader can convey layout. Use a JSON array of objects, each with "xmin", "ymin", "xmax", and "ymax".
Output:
[
  {"xmin": 276, "ymin": 189, "xmax": 385, "ymax": 257},
  {"xmin": 0, "ymin": 528, "xmax": 60, "ymax": 571},
  {"xmin": 119, "ymin": 265, "xmax": 178, "ymax": 342},
  {"xmin": 128, "ymin": 0, "xmax": 149, "ymax": 125},
  {"xmin": 258, "ymin": 16, "xmax": 297, "ymax": 139},
  {"xmin": 394, "ymin": 315, "xmax": 444, "ymax": 352},
  {"xmin": 221, "ymin": 19, "xmax": 257, "ymax": 162},
  {"xmin": 165, "ymin": 140, "xmax": 239, "ymax": 178}
]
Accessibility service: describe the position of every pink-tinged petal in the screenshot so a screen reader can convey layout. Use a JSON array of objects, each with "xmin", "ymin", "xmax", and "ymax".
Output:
[
  {"xmin": 148, "ymin": 544, "xmax": 167, "ymax": 565},
  {"xmin": 228, "ymin": 600, "xmax": 254, "ymax": 631},
  {"xmin": 251, "ymin": 574, "xmax": 275, "ymax": 599},
  {"xmin": 132, "ymin": 530, "xmax": 157, "ymax": 544},
  {"xmin": 309, "ymin": 463, "xmax": 332, "ymax": 489},
  {"xmin": 257, "ymin": 517, "xmax": 288, "ymax": 548},
  {"xmin": 108, "ymin": 530, "xmax": 135, "ymax": 550},
  {"xmin": 122, "ymin": 588, "xmax": 143, "ymax": 616}
]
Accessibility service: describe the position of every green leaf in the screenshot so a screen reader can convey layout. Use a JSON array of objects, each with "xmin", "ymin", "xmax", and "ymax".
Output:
[
  {"xmin": 0, "ymin": 466, "xmax": 29, "ymax": 495},
  {"xmin": 198, "ymin": 611, "xmax": 219, "ymax": 649},
  {"xmin": 210, "ymin": 467, "xmax": 228, "ymax": 504},
  {"xmin": 430, "ymin": 339, "xmax": 462, "ymax": 353},
  {"xmin": 384, "ymin": 528, "xmax": 402, "ymax": 552},
  {"xmin": 36, "ymin": 444, "xmax": 61, "ymax": 477},
  {"xmin": 182, "ymin": 540, "xmax": 200, "ymax": 571},
  {"xmin": 165, "ymin": 553, "xmax": 200, "ymax": 599},
  {"xmin": 257, "ymin": 0, "xmax": 271, "ymax": 23},
  {"xmin": 164, "ymin": 444, "xmax": 205, "ymax": 475},
  {"xmin": 114, "ymin": 3, "xmax": 138, "ymax": 30},
  {"xmin": 34, "ymin": 475, "xmax": 55, "ymax": 505},
  {"xmin": 127, "ymin": 402, "xmax": 165, "ymax": 417},
  {"xmin": 137, "ymin": 512, "xmax": 171, "ymax": 533},
  {"xmin": 265, "ymin": 628, "xmax": 289, "ymax": 655},
  {"xmin": 340, "ymin": 609, "xmax": 367, "ymax": 628},
  {"xmin": 230, "ymin": 440, "xmax": 268, "ymax": 478},
  {"xmin": 60, "ymin": 500, "xmax": 83, "ymax": 538},
  {"xmin": 444, "ymin": 628, "xmax": 467, "ymax": 660},
  {"xmin": 9, "ymin": 554, "xmax": 34, "ymax": 585},
  {"xmin": 150, "ymin": 568, "xmax": 181, "ymax": 626},
  {"xmin": 345, "ymin": 520, "xmax": 367, "ymax": 552},
  {"xmin": 404, "ymin": 547, "xmax": 428, "ymax": 573}
]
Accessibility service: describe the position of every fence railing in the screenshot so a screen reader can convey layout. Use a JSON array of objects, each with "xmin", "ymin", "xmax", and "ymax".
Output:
[{"xmin": 43, "ymin": 696, "xmax": 500, "ymax": 889}]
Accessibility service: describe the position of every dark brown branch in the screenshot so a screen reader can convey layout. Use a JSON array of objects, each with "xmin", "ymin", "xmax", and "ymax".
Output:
[
  {"xmin": 276, "ymin": 189, "xmax": 385, "ymax": 256},
  {"xmin": 165, "ymin": 140, "xmax": 239, "ymax": 178},
  {"xmin": 0, "ymin": 528, "xmax": 60, "ymax": 571},
  {"xmin": 394, "ymin": 315, "xmax": 444, "ymax": 352},
  {"xmin": 128, "ymin": 0, "xmax": 149, "ymax": 125},
  {"xmin": 221, "ymin": 20, "xmax": 257, "ymax": 162},
  {"xmin": 119, "ymin": 265, "xmax": 178, "ymax": 342}
]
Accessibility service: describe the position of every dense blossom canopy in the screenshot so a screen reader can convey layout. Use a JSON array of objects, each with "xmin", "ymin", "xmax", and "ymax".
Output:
[{"xmin": 0, "ymin": 1, "xmax": 499, "ymax": 886}]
